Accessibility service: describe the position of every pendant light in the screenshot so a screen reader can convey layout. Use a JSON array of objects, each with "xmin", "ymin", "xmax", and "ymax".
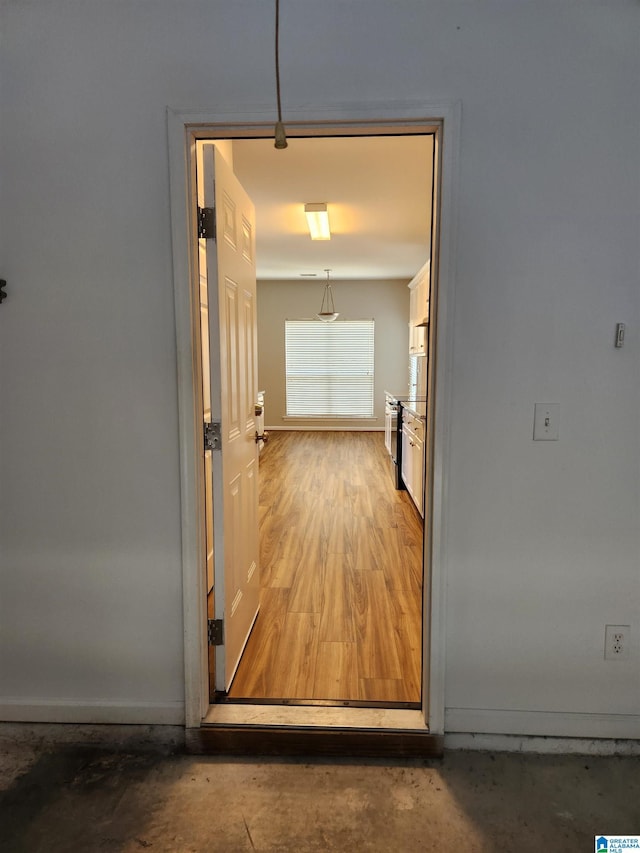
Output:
[{"xmin": 317, "ymin": 269, "xmax": 339, "ymax": 322}]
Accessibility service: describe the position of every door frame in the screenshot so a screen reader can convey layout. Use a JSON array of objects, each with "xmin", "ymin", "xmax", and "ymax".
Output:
[{"xmin": 167, "ymin": 100, "xmax": 461, "ymax": 733}]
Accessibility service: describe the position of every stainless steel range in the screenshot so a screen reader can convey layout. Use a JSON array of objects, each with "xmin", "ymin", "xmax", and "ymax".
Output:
[{"xmin": 384, "ymin": 394, "xmax": 404, "ymax": 489}]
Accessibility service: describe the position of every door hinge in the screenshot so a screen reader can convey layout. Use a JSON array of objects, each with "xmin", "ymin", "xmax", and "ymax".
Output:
[
  {"xmin": 208, "ymin": 619, "xmax": 224, "ymax": 646},
  {"xmin": 204, "ymin": 421, "xmax": 221, "ymax": 451},
  {"xmin": 198, "ymin": 206, "xmax": 216, "ymax": 239}
]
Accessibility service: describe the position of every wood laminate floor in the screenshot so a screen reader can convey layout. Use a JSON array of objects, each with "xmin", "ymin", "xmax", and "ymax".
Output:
[{"xmin": 228, "ymin": 430, "xmax": 423, "ymax": 704}]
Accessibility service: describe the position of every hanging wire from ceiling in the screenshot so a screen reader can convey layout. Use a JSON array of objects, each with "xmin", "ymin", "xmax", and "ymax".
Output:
[
  {"xmin": 274, "ymin": 0, "xmax": 288, "ymax": 149},
  {"xmin": 317, "ymin": 269, "xmax": 339, "ymax": 322}
]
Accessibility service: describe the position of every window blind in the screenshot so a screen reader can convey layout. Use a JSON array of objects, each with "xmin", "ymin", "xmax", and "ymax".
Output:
[{"xmin": 285, "ymin": 320, "xmax": 375, "ymax": 418}]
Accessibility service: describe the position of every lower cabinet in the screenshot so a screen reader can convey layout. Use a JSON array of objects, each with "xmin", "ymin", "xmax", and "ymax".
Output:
[
  {"xmin": 411, "ymin": 432, "xmax": 424, "ymax": 517},
  {"xmin": 401, "ymin": 412, "xmax": 425, "ymax": 517}
]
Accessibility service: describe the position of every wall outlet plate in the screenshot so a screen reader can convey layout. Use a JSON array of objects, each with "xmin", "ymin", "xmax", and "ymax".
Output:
[{"xmin": 604, "ymin": 624, "xmax": 630, "ymax": 660}]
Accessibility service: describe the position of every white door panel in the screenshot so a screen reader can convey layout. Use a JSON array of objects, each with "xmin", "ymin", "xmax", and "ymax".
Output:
[{"xmin": 199, "ymin": 144, "xmax": 260, "ymax": 692}]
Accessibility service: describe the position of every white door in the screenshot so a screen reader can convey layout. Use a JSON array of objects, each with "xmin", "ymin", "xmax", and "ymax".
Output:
[{"xmin": 199, "ymin": 144, "xmax": 260, "ymax": 692}]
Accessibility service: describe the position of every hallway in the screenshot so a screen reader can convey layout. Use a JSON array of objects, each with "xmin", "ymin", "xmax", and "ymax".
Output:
[{"xmin": 228, "ymin": 431, "xmax": 424, "ymax": 704}]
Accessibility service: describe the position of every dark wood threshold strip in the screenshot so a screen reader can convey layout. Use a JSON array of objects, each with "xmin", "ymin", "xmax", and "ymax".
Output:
[
  {"xmin": 216, "ymin": 694, "xmax": 422, "ymax": 711},
  {"xmin": 186, "ymin": 725, "xmax": 443, "ymax": 758}
]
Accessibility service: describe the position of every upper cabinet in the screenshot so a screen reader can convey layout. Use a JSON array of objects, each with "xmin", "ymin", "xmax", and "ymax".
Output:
[{"xmin": 408, "ymin": 260, "xmax": 430, "ymax": 355}]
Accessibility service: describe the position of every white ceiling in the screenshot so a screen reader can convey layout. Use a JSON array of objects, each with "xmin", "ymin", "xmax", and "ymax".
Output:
[{"xmin": 231, "ymin": 134, "xmax": 434, "ymax": 282}]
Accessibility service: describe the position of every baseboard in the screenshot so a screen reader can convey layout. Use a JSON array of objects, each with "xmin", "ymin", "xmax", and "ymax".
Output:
[
  {"xmin": 445, "ymin": 708, "xmax": 640, "ymax": 741},
  {"xmin": 0, "ymin": 698, "xmax": 185, "ymax": 726}
]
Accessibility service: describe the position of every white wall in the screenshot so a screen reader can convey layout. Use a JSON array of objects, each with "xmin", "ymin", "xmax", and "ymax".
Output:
[
  {"xmin": 0, "ymin": 1, "xmax": 638, "ymax": 733},
  {"xmin": 257, "ymin": 279, "xmax": 410, "ymax": 430}
]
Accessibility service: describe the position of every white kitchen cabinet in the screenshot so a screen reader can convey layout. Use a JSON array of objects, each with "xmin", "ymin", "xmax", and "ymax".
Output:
[
  {"xmin": 408, "ymin": 261, "xmax": 430, "ymax": 356},
  {"xmin": 401, "ymin": 409, "xmax": 425, "ymax": 517},
  {"xmin": 401, "ymin": 423, "xmax": 412, "ymax": 493},
  {"xmin": 411, "ymin": 431, "xmax": 424, "ymax": 517}
]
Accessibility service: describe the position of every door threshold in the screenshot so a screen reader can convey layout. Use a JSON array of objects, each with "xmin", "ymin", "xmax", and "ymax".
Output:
[
  {"xmin": 204, "ymin": 703, "xmax": 427, "ymax": 728},
  {"xmin": 186, "ymin": 704, "xmax": 443, "ymax": 758},
  {"xmin": 217, "ymin": 695, "xmax": 421, "ymax": 711}
]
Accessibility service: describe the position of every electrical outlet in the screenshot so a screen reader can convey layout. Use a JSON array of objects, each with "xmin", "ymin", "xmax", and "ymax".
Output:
[{"xmin": 604, "ymin": 624, "xmax": 630, "ymax": 660}]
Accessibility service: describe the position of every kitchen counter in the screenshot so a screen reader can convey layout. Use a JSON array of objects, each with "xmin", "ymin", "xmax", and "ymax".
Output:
[
  {"xmin": 400, "ymin": 399, "xmax": 427, "ymax": 419},
  {"xmin": 384, "ymin": 391, "xmax": 427, "ymax": 417}
]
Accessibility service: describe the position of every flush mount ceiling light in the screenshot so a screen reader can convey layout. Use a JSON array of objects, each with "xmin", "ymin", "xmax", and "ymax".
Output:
[
  {"xmin": 317, "ymin": 269, "xmax": 339, "ymax": 322},
  {"xmin": 304, "ymin": 203, "xmax": 331, "ymax": 241}
]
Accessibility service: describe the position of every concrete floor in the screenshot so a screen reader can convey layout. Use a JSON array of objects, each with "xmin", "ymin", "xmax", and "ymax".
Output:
[{"xmin": 1, "ymin": 725, "xmax": 639, "ymax": 852}]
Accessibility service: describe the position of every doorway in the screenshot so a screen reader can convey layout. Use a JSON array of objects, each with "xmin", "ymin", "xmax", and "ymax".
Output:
[
  {"xmin": 198, "ymin": 133, "xmax": 433, "ymax": 709},
  {"xmin": 168, "ymin": 103, "xmax": 459, "ymax": 738}
]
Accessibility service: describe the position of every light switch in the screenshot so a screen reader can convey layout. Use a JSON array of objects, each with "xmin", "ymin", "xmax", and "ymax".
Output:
[{"xmin": 533, "ymin": 403, "xmax": 559, "ymax": 441}]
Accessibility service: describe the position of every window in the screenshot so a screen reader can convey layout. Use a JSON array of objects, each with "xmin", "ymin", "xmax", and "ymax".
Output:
[{"xmin": 285, "ymin": 320, "xmax": 375, "ymax": 418}]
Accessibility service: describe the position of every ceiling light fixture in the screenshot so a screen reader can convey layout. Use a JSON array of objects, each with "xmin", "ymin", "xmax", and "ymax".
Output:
[
  {"xmin": 317, "ymin": 269, "xmax": 339, "ymax": 322},
  {"xmin": 305, "ymin": 203, "xmax": 331, "ymax": 241},
  {"xmin": 274, "ymin": 0, "xmax": 287, "ymax": 149}
]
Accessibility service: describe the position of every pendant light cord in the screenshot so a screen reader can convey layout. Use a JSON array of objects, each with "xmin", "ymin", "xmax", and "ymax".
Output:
[
  {"xmin": 275, "ymin": 0, "xmax": 283, "ymax": 124},
  {"xmin": 274, "ymin": 0, "xmax": 288, "ymax": 148}
]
